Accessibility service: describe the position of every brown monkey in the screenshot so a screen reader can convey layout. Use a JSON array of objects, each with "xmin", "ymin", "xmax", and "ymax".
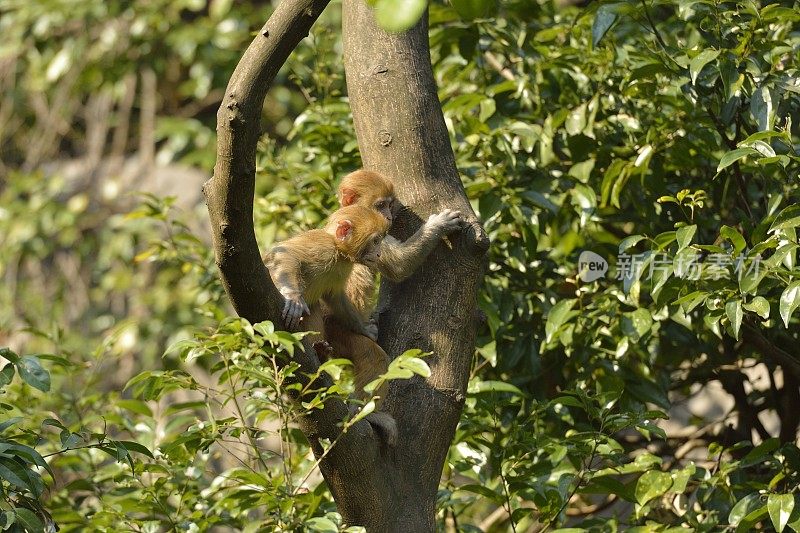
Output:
[
  {"xmin": 321, "ymin": 170, "xmax": 462, "ymax": 411},
  {"xmin": 265, "ymin": 204, "xmax": 388, "ymax": 333},
  {"xmin": 336, "ymin": 169, "xmax": 463, "ymax": 318},
  {"xmin": 264, "ymin": 205, "xmax": 396, "ymax": 443}
]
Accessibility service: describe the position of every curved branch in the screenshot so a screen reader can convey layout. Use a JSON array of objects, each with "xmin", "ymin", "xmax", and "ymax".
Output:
[{"xmin": 203, "ymin": 0, "xmax": 377, "ymax": 452}]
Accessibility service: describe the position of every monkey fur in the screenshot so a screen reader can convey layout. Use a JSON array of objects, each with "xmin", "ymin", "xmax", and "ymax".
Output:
[{"xmin": 264, "ymin": 204, "xmax": 396, "ymax": 445}]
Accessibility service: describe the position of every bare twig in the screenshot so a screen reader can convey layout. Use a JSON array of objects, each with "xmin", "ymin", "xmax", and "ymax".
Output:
[{"xmin": 483, "ymin": 51, "xmax": 516, "ymax": 81}]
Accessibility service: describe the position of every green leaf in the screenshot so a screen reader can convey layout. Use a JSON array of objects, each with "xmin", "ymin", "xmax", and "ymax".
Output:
[
  {"xmin": 635, "ymin": 470, "xmax": 673, "ymax": 505},
  {"xmin": 317, "ymin": 358, "xmax": 352, "ymax": 381},
  {"xmin": 676, "ymin": 225, "xmax": 697, "ymax": 251},
  {"xmin": 545, "ymin": 299, "xmax": 577, "ymax": 343},
  {"xmin": 17, "ymin": 356, "xmax": 50, "ymax": 392},
  {"xmin": 116, "ymin": 400, "xmax": 154, "ymax": 417},
  {"xmin": 761, "ymin": 4, "xmax": 800, "ymax": 20},
  {"xmin": 730, "ymin": 494, "xmax": 763, "ymax": 526},
  {"xmin": 350, "ymin": 400, "xmax": 375, "ymax": 425},
  {"xmin": 770, "ymin": 205, "xmax": 800, "ymax": 233},
  {"xmin": 741, "ymin": 438, "xmax": 780, "ymax": 467},
  {"xmin": 740, "ymin": 266, "xmax": 767, "ymax": 295},
  {"xmin": 458, "ymin": 484, "xmax": 504, "ymax": 504},
  {"xmin": 569, "ymin": 159, "xmax": 595, "ymax": 183},
  {"xmin": 397, "ymin": 356, "xmax": 431, "ymax": 378},
  {"xmin": 726, "ymin": 300, "xmax": 743, "ymax": 340},
  {"xmin": 592, "ymin": 6, "xmax": 618, "ymax": 47},
  {"xmin": 621, "ymin": 309, "xmax": 652, "ymax": 342},
  {"xmin": 468, "ymin": 380, "xmax": 523, "ymax": 395},
  {"xmin": 671, "ymin": 463, "xmax": 696, "ymax": 493},
  {"xmin": 744, "ymin": 296, "xmax": 770, "ymax": 319},
  {"xmin": 0, "ymin": 417, "xmax": 22, "ymax": 433},
  {"xmin": 675, "ymin": 290, "xmax": 709, "ymax": 313},
  {"xmin": 747, "ymin": 139, "xmax": 776, "ymax": 158},
  {"xmin": 114, "ymin": 440, "xmax": 154, "ymax": 458},
  {"xmin": 479, "ymin": 98, "xmax": 496, "ymax": 122},
  {"xmin": 769, "ymin": 494, "xmax": 794, "ymax": 532},
  {"xmin": 751, "ymin": 85, "xmax": 774, "ymax": 131},
  {"xmin": 0, "ymin": 365, "xmax": 14, "ymax": 388},
  {"xmin": 0, "ymin": 443, "xmax": 53, "ymax": 477},
  {"xmin": 374, "ymin": 0, "xmax": 427, "ymax": 33},
  {"xmin": 619, "ymin": 235, "xmax": 645, "ymax": 253},
  {"xmin": 0, "ymin": 348, "xmax": 19, "ymax": 364},
  {"xmin": 14, "ymin": 509, "xmax": 44, "ymax": 533},
  {"xmin": 565, "ymin": 103, "xmax": 587, "ymax": 136},
  {"xmin": 717, "ymin": 147, "xmax": 758, "ymax": 171},
  {"xmin": 780, "ymin": 282, "xmax": 800, "ymax": 327},
  {"xmin": 721, "ymin": 225, "xmax": 747, "ymax": 253},
  {"xmin": 689, "ymin": 49, "xmax": 720, "ymax": 84},
  {"xmin": 451, "ymin": 0, "xmax": 495, "ymax": 20},
  {"xmin": 304, "ymin": 517, "xmax": 338, "ymax": 533},
  {"xmin": 0, "ymin": 458, "xmax": 40, "ymax": 495}
]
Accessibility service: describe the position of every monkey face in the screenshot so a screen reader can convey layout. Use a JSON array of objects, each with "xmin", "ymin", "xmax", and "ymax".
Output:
[
  {"xmin": 372, "ymin": 196, "xmax": 395, "ymax": 224},
  {"xmin": 359, "ymin": 234, "xmax": 384, "ymax": 267}
]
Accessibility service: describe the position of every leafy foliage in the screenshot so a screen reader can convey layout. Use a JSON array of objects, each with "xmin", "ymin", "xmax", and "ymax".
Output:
[{"xmin": 1, "ymin": 0, "xmax": 800, "ymax": 531}]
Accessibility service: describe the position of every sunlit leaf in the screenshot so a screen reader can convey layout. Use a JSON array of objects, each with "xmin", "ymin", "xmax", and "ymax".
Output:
[
  {"xmin": 780, "ymin": 282, "xmax": 800, "ymax": 327},
  {"xmin": 726, "ymin": 300, "xmax": 742, "ymax": 340},
  {"xmin": 635, "ymin": 470, "xmax": 673, "ymax": 505},
  {"xmin": 18, "ymin": 356, "xmax": 50, "ymax": 392},
  {"xmin": 689, "ymin": 49, "xmax": 720, "ymax": 84},
  {"xmin": 717, "ymin": 147, "xmax": 758, "ymax": 171},
  {"xmin": 374, "ymin": 0, "xmax": 427, "ymax": 33},
  {"xmin": 744, "ymin": 296, "xmax": 770, "ymax": 319},
  {"xmin": 768, "ymin": 494, "xmax": 794, "ymax": 532}
]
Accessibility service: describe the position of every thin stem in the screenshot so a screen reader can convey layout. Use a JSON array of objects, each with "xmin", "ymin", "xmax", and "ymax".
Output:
[{"xmin": 219, "ymin": 350, "xmax": 271, "ymax": 473}]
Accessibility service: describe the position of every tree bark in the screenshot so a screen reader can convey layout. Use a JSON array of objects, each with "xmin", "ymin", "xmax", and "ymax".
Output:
[
  {"xmin": 340, "ymin": 2, "xmax": 488, "ymax": 530},
  {"xmin": 205, "ymin": 0, "xmax": 487, "ymax": 530}
]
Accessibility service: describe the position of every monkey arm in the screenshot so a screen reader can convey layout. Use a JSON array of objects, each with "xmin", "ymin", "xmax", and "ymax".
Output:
[
  {"xmin": 265, "ymin": 246, "xmax": 309, "ymax": 330},
  {"xmin": 377, "ymin": 208, "xmax": 462, "ymax": 282}
]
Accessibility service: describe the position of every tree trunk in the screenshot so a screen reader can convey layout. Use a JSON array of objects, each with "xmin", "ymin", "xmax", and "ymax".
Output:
[
  {"xmin": 339, "ymin": 2, "xmax": 488, "ymax": 530},
  {"xmin": 205, "ymin": 0, "xmax": 487, "ymax": 530}
]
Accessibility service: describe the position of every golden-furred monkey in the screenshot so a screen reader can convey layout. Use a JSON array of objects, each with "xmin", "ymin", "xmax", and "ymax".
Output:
[
  {"xmin": 321, "ymin": 170, "xmax": 462, "ymax": 416},
  {"xmin": 336, "ymin": 169, "xmax": 463, "ymax": 320},
  {"xmin": 264, "ymin": 205, "xmax": 396, "ymax": 444}
]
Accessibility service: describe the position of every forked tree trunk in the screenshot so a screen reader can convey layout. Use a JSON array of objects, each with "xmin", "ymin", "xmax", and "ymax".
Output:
[
  {"xmin": 339, "ymin": 2, "xmax": 487, "ymax": 529},
  {"xmin": 205, "ymin": 0, "xmax": 487, "ymax": 530}
]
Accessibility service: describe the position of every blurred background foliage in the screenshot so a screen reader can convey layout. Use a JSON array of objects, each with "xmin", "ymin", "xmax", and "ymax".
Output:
[{"xmin": 1, "ymin": 0, "xmax": 800, "ymax": 531}]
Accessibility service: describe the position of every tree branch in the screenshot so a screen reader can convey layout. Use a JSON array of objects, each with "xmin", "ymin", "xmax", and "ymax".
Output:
[
  {"xmin": 203, "ymin": 0, "xmax": 379, "ymax": 456},
  {"xmin": 742, "ymin": 321, "xmax": 800, "ymax": 380}
]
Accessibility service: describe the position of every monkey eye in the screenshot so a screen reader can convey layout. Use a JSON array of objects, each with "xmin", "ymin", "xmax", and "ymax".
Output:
[{"xmin": 375, "ymin": 201, "xmax": 386, "ymax": 209}]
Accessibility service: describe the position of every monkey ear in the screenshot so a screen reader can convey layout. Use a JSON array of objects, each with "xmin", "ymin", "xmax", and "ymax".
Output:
[
  {"xmin": 335, "ymin": 220, "xmax": 353, "ymax": 240},
  {"xmin": 340, "ymin": 188, "xmax": 358, "ymax": 206}
]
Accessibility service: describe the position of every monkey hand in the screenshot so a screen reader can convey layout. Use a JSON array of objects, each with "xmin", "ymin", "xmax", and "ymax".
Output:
[
  {"xmin": 281, "ymin": 292, "xmax": 310, "ymax": 330},
  {"xmin": 364, "ymin": 318, "xmax": 379, "ymax": 341},
  {"xmin": 313, "ymin": 340, "xmax": 334, "ymax": 360},
  {"xmin": 425, "ymin": 209, "xmax": 463, "ymax": 236}
]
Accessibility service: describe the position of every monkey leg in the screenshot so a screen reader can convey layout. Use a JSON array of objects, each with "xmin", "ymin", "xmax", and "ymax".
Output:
[
  {"xmin": 324, "ymin": 324, "xmax": 390, "ymax": 402},
  {"xmin": 322, "ymin": 314, "xmax": 396, "ymax": 447}
]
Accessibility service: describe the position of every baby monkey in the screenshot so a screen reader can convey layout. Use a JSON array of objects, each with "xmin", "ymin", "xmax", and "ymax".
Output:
[
  {"xmin": 336, "ymin": 169, "xmax": 463, "ymax": 319},
  {"xmin": 266, "ymin": 204, "xmax": 388, "ymax": 335},
  {"xmin": 264, "ymin": 205, "xmax": 396, "ymax": 444}
]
